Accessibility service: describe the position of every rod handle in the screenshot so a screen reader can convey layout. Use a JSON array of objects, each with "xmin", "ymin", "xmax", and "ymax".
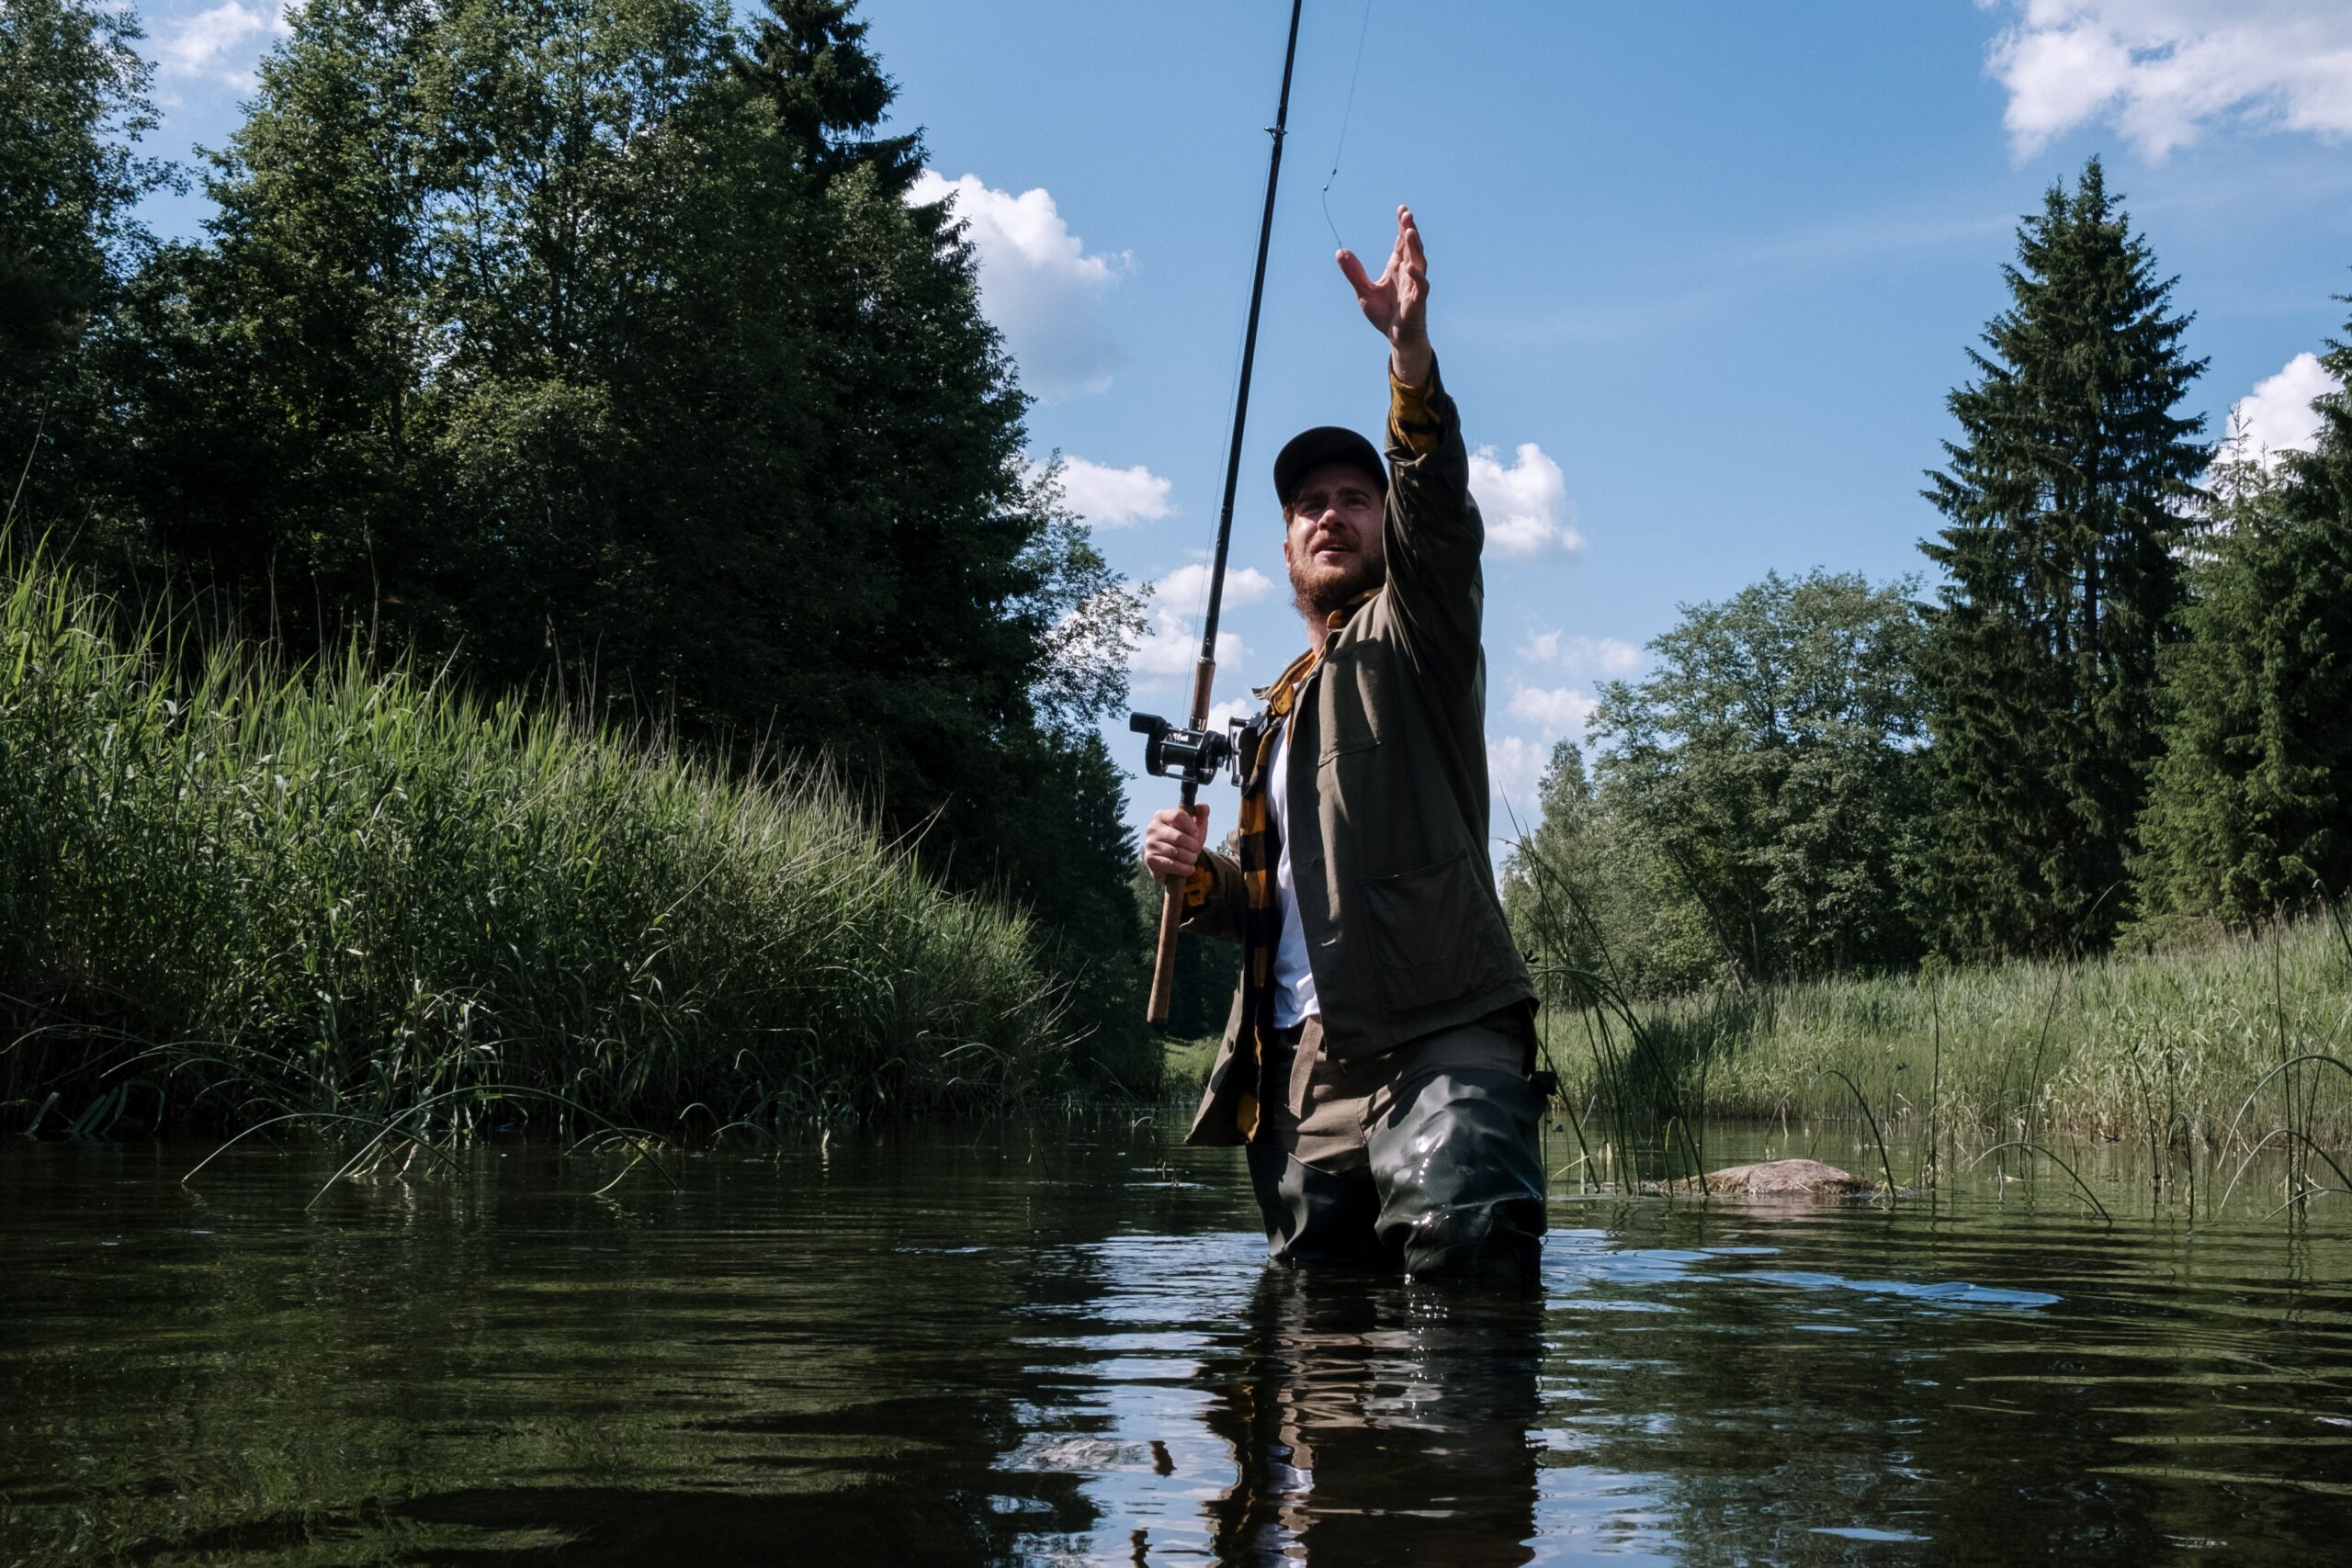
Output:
[
  {"xmin": 1149, "ymin": 651, "xmax": 1216, "ymax": 1026},
  {"xmin": 1148, "ymin": 878, "xmax": 1184, "ymax": 1023}
]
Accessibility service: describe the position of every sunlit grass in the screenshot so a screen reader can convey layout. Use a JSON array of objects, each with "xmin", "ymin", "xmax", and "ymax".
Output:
[
  {"xmin": 1510, "ymin": 816, "xmax": 2352, "ymax": 1219},
  {"xmin": 1, "ymin": 538, "xmax": 1068, "ymax": 1139},
  {"xmin": 1523, "ymin": 921, "xmax": 2351, "ymax": 1219},
  {"xmin": 1158, "ymin": 1035, "xmax": 1220, "ymax": 1098},
  {"xmin": 1605, "ymin": 920, "xmax": 2352, "ymax": 1145}
]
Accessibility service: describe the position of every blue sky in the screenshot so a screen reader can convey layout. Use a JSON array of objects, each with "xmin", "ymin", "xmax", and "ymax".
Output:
[{"xmin": 130, "ymin": 0, "xmax": 2352, "ymax": 857}]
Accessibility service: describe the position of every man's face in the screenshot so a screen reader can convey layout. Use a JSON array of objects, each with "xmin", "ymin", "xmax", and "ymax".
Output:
[{"xmin": 1283, "ymin": 461, "xmax": 1386, "ymax": 619}]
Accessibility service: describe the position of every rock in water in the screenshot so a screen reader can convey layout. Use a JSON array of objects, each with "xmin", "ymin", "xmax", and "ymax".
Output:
[{"xmin": 1701, "ymin": 1158, "xmax": 1876, "ymax": 1198}]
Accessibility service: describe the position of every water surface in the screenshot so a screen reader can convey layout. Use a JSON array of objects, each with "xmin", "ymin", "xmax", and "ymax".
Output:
[{"xmin": 4, "ymin": 1120, "xmax": 2348, "ymax": 1562}]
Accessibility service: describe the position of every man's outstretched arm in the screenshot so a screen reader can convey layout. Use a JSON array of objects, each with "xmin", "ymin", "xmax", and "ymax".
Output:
[
  {"xmin": 1338, "ymin": 203, "xmax": 1434, "ymax": 388},
  {"xmin": 1337, "ymin": 206, "xmax": 1482, "ymax": 691}
]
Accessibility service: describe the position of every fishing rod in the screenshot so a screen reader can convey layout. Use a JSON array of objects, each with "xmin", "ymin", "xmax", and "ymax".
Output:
[{"xmin": 1129, "ymin": 0, "xmax": 1306, "ymax": 1023}]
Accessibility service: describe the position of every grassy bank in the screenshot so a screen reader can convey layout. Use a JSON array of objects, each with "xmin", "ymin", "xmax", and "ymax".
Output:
[
  {"xmin": 1, "ymin": 544, "xmax": 1080, "ymax": 1139},
  {"xmin": 1538, "ymin": 917, "xmax": 2352, "ymax": 1153},
  {"xmin": 1161, "ymin": 1036, "xmax": 1219, "ymax": 1096}
]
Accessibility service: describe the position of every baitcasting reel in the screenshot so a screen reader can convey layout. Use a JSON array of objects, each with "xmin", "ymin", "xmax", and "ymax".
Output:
[{"xmin": 1129, "ymin": 712, "xmax": 1241, "ymax": 787}]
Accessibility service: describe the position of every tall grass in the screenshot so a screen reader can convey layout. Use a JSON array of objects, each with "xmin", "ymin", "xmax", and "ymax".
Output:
[
  {"xmin": 1604, "ymin": 920, "xmax": 2352, "ymax": 1145},
  {"xmin": 1511, "ymin": 817, "xmax": 2352, "ymax": 1218},
  {"xmin": 1527, "ymin": 915, "xmax": 2352, "ymax": 1222},
  {"xmin": 1, "ymin": 541, "xmax": 1071, "ymax": 1139}
]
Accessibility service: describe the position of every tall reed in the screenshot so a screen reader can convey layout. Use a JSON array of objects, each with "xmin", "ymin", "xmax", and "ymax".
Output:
[
  {"xmin": 1, "ymin": 540, "xmax": 1069, "ymax": 1137},
  {"xmin": 1507, "ymin": 816, "xmax": 2352, "ymax": 1219},
  {"xmin": 1613, "ymin": 921, "xmax": 2352, "ymax": 1145}
]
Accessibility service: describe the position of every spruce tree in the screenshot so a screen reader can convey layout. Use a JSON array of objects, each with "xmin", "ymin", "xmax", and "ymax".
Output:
[
  {"xmin": 738, "ymin": 0, "xmax": 920, "ymax": 192},
  {"xmin": 1919, "ymin": 159, "xmax": 2207, "ymax": 959},
  {"xmin": 2137, "ymin": 302, "xmax": 2352, "ymax": 925}
]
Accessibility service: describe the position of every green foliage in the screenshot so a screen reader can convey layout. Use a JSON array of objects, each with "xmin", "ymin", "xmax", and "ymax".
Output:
[
  {"xmin": 0, "ymin": 542, "xmax": 1064, "ymax": 1134},
  {"xmin": 1567, "ymin": 917, "xmax": 2352, "ymax": 1146},
  {"xmin": 1501, "ymin": 741, "xmax": 1724, "ymax": 1004},
  {"xmin": 0, "ymin": 0, "xmax": 153, "ymax": 355},
  {"xmin": 1015, "ymin": 729, "xmax": 1153, "ymax": 1095},
  {"xmin": 1920, "ymin": 158, "xmax": 2208, "ymax": 960},
  {"xmin": 125, "ymin": 0, "xmax": 441, "ymax": 632},
  {"xmin": 0, "ymin": 0, "xmax": 171, "ymax": 530},
  {"xmin": 72, "ymin": 0, "xmax": 1150, "ymax": 1086},
  {"xmin": 2136, "ymin": 306, "xmax": 2352, "ymax": 930},
  {"xmin": 738, "ymin": 0, "xmax": 920, "ymax": 187},
  {"xmin": 2137, "ymin": 465, "xmax": 2352, "ymax": 928},
  {"xmin": 130, "ymin": 0, "xmax": 813, "ymax": 671},
  {"xmin": 1584, "ymin": 570, "xmax": 1930, "ymax": 985}
]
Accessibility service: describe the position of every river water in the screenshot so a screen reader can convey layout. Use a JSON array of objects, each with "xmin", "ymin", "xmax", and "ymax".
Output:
[{"xmin": 3, "ymin": 1118, "xmax": 2348, "ymax": 1563}]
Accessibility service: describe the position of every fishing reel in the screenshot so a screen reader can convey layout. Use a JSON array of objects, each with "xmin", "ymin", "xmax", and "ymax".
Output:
[{"xmin": 1129, "ymin": 712, "xmax": 1240, "ymax": 787}]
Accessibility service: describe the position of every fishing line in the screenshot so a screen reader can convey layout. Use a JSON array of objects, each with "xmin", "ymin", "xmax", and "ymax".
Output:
[
  {"xmin": 1319, "ymin": 0, "xmax": 1374, "ymax": 253},
  {"xmin": 1183, "ymin": 2, "xmax": 1374, "ymax": 656},
  {"xmin": 1189, "ymin": 274, "xmax": 1255, "ymax": 629}
]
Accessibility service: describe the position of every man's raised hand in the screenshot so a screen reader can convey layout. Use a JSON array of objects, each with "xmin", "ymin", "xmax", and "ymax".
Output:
[{"xmin": 1337, "ymin": 205, "xmax": 1433, "ymax": 387}]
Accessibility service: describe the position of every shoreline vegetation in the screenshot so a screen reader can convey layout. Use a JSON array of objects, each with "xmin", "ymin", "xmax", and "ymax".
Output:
[
  {"xmin": 8, "ymin": 512, "xmax": 2342, "ymax": 1188},
  {"xmin": 1505, "ymin": 908, "xmax": 2352, "ymax": 1225},
  {"xmin": 2, "ymin": 544, "xmax": 1087, "ymax": 1142},
  {"xmin": 1540, "ymin": 916, "xmax": 2352, "ymax": 1145},
  {"xmin": 6, "ymin": 0, "xmax": 1165, "ymax": 1152},
  {"xmin": 1165, "ymin": 915, "xmax": 2350, "ymax": 1147},
  {"xmin": 10, "ymin": 0, "xmax": 2351, "ymax": 1186}
]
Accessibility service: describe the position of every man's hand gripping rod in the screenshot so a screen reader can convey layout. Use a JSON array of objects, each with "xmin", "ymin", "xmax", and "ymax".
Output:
[{"xmin": 1134, "ymin": 0, "xmax": 1305, "ymax": 1023}]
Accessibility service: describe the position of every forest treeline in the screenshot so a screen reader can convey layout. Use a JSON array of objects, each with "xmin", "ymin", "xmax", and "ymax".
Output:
[
  {"xmin": 1506, "ymin": 162, "xmax": 2352, "ymax": 1003},
  {"xmin": 4, "ymin": 0, "xmax": 1155, "ymax": 1077},
  {"xmin": 9, "ymin": 0, "xmax": 2348, "ymax": 1068}
]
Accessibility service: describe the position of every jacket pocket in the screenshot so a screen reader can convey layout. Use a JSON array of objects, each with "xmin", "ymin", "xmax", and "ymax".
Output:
[
  {"xmin": 1317, "ymin": 694, "xmax": 1384, "ymax": 761},
  {"xmin": 1316, "ymin": 645, "xmax": 1391, "ymax": 761},
  {"xmin": 1360, "ymin": 852, "xmax": 1503, "ymax": 1011}
]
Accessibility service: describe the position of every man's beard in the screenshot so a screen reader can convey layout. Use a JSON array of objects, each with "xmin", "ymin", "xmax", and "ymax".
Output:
[{"xmin": 1289, "ymin": 549, "xmax": 1385, "ymax": 621}]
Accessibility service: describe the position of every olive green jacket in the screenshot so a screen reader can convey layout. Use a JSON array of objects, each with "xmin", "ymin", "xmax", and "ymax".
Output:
[{"xmin": 1183, "ymin": 362, "xmax": 1534, "ymax": 1146}]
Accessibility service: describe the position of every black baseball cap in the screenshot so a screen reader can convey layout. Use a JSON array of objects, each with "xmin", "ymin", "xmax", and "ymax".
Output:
[{"xmin": 1273, "ymin": 426, "xmax": 1385, "ymax": 510}]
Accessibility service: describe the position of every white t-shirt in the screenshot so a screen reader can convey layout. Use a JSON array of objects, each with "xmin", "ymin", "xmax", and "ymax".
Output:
[{"xmin": 1265, "ymin": 716, "xmax": 1320, "ymax": 1027}]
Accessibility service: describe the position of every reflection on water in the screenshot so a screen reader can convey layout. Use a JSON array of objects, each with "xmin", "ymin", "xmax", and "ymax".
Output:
[{"xmin": 3, "ymin": 1121, "xmax": 2349, "ymax": 1562}]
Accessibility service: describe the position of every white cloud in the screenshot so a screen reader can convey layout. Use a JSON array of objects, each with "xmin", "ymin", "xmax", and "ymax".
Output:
[
  {"xmin": 1053, "ymin": 456, "xmax": 1172, "ymax": 528},
  {"xmin": 910, "ymin": 170, "xmax": 1130, "ymax": 399},
  {"xmin": 1130, "ymin": 615, "xmax": 1243, "ymax": 680},
  {"xmin": 159, "ymin": 1, "xmax": 291, "ymax": 86},
  {"xmin": 1468, "ymin": 443, "xmax": 1582, "ymax": 558},
  {"xmin": 1155, "ymin": 563, "xmax": 1273, "ymax": 611},
  {"xmin": 1129, "ymin": 565, "xmax": 1270, "ymax": 682},
  {"xmin": 1984, "ymin": 2, "xmax": 2352, "ymax": 160},
  {"xmin": 1518, "ymin": 630, "xmax": 1642, "ymax": 678},
  {"xmin": 1205, "ymin": 697, "xmax": 1256, "ymax": 732},
  {"xmin": 1508, "ymin": 684, "xmax": 1600, "ymax": 736},
  {"xmin": 2222, "ymin": 351, "xmax": 2339, "ymax": 466},
  {"xmin": 1487, "ymin": 735, "xmax": 1550, "ymax": 807}
]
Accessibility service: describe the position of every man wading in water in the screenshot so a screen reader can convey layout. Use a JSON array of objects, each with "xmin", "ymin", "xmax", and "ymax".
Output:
[{"xmin": 1142, "ymin": 206, "xmax": 1547, "ymax": 1282}]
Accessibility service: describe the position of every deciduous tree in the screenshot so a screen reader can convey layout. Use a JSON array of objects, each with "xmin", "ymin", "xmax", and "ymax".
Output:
[
  {"xmin": 0, "ymin": 0, "xmax": 170, "ymax": 536},
  {"xmin": 1500, "ymin": 741, "xmax": 1725, "ymax": 1005},
  {"xmin": 1587, "ymin": 570, "xmax": 1929, "ymax": 985}
]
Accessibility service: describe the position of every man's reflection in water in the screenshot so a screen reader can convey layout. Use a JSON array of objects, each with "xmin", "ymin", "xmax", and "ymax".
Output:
[{"xmin": 1201, "ymin": 1269, "xmax": 1544, "ymax": 1564}]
